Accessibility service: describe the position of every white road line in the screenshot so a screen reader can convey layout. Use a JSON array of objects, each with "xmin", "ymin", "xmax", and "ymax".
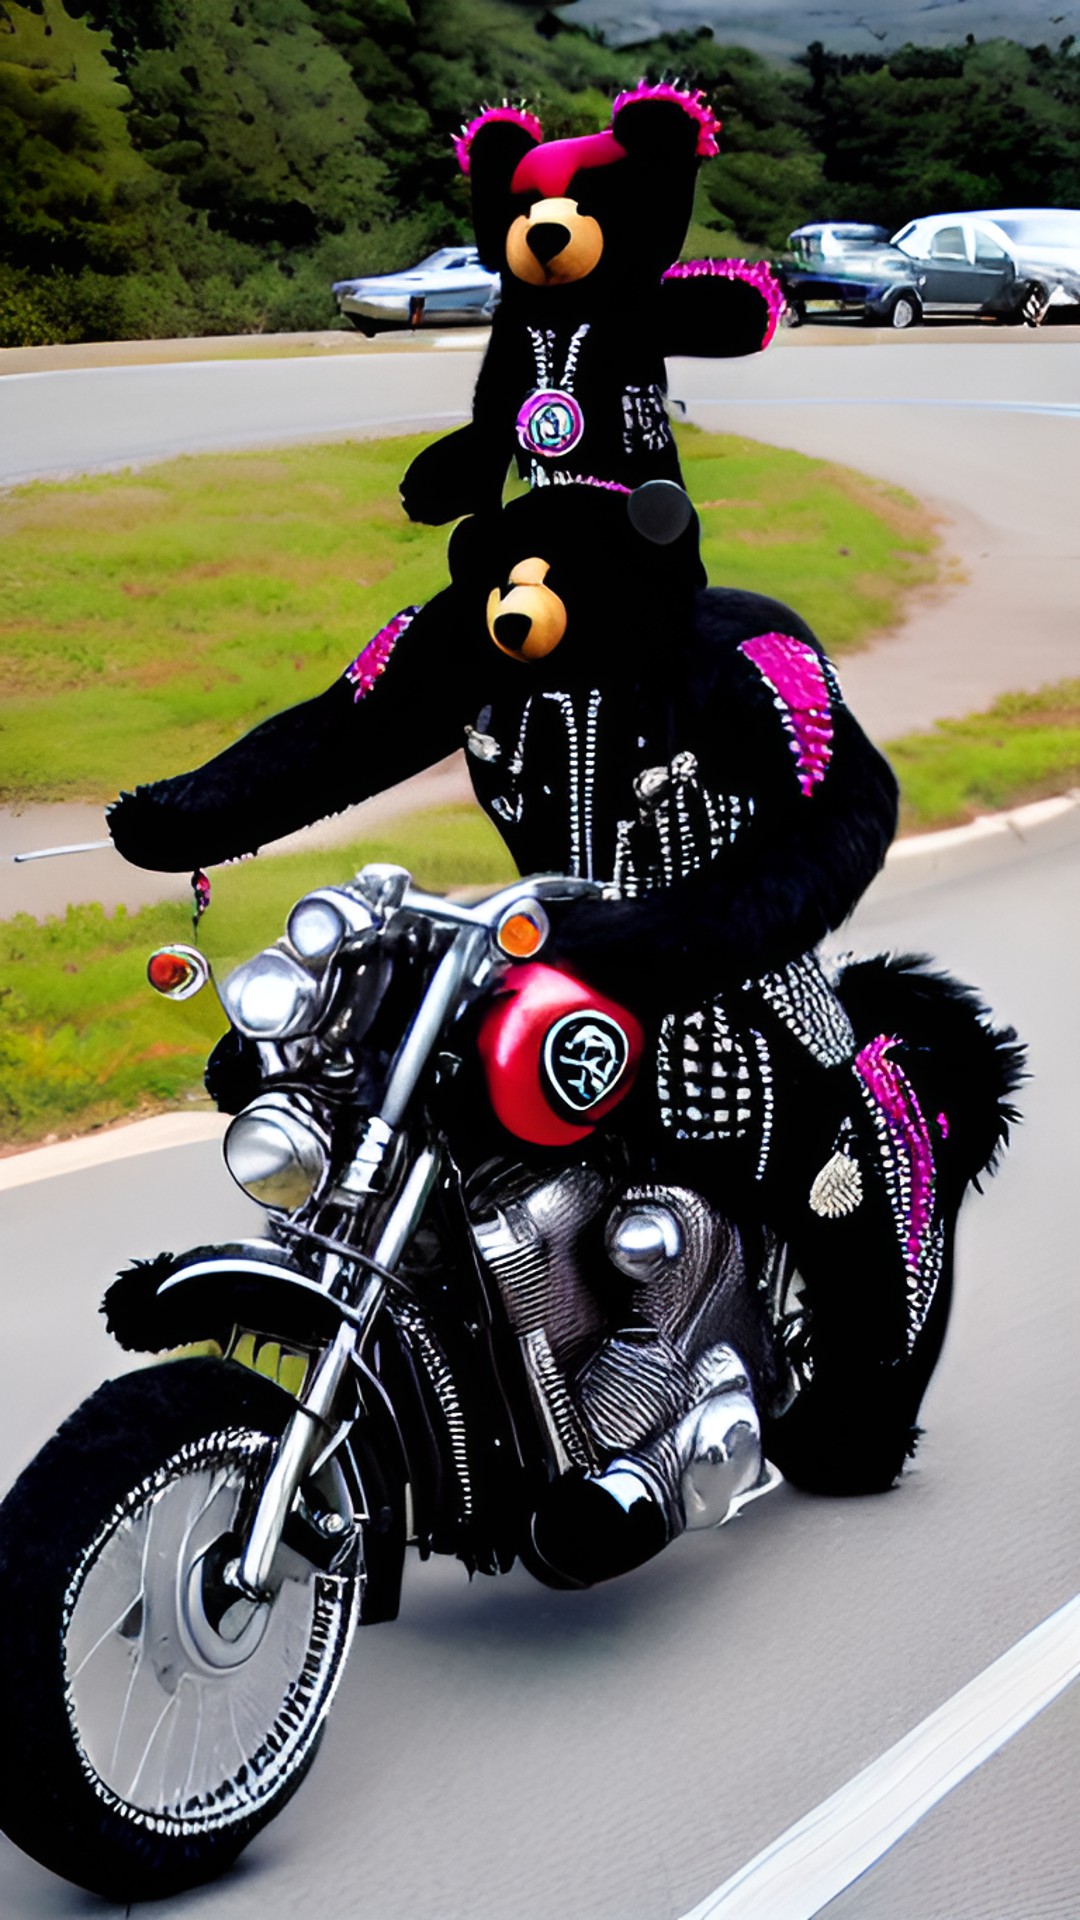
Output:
[
  {"xmin": 681, "ymin": 395, "xmax": 1080, "ymax": 417},
  {"xmin": 678, "ymin": 1592, "xmax": 1080, "ymax": 1920}
]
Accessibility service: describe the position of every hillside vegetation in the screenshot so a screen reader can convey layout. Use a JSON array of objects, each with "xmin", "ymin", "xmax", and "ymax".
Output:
[{"xmin": 2, "ymin": 0, "xmax": 1079, "ymax": 344}]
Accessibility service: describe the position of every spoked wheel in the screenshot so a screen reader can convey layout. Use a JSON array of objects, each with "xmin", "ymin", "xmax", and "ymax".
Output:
[{"xmin": 0, "ymin": 1358, "xmax": 362, "ymax": 1901}]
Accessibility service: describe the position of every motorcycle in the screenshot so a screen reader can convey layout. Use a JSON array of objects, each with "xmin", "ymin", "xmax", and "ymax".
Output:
[{"xmin": 0, "ymin": 862, "xmax": 786, "ymax": 1902}]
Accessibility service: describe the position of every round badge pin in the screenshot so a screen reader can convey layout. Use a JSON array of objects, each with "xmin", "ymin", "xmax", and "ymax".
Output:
[{"xmin": 516, "ymin": 390, "xmax": 585, "ymax": 458}]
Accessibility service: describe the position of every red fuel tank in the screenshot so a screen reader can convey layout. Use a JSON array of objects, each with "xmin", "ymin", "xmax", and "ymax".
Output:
[{"xmin": 476, "ymin": 962, "xmax": 645, "ymax": 1147}]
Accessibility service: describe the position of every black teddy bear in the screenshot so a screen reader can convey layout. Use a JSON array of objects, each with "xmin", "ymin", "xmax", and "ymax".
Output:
[
  {"xmin": 108, "ymin": 482, "xmax": 1020, "ymax": 1510},
  {"xmin": 399, "ymin": 86, "xmax": 783, "ymax": 525}
]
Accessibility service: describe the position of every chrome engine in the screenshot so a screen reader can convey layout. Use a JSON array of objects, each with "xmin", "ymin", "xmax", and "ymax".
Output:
[{"xmin": 466, "ymin": 1160, "xmax": 779, "ymax": 1534}]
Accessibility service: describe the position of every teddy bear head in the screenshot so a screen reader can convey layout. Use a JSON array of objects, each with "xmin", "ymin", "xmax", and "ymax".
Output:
[
  {"xmin": 455, "ymin": 86, "xmax": 720, "ymax": 296},
  {"xmin": 447, "ymin": 478, "xmax": 704, "ymax": 669}
]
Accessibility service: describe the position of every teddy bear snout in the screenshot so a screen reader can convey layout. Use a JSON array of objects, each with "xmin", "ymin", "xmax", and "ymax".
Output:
[{"xmin": 507, "ymin": 199, "xmax": 604, "ymax": 286}]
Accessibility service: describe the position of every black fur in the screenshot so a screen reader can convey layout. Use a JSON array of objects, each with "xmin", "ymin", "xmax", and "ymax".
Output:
[{"xmin": 834, "ymin": 953, "xmax": 1025, "ymax": 1187}]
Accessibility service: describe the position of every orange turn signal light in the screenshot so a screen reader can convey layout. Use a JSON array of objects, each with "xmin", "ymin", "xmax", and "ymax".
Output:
[{"xmin": 496, "ymin": 907, "xmax": 548, "ymax": 960}]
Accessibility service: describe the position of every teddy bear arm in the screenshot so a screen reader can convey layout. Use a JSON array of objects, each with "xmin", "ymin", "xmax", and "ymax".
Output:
[
  {"xmin": 549, "ymin": 680, "xmax": 898, "ymax": 1014},
  {"xmin": 400, "ymin": 331, "xmax": 518, "ymax": 523},
  {"xmin": 108, "ymin": 597, "xmax": 471, "ymax": 872},
  {"xmin": 658, "ymin": 267, "xmax": 782, "ymax": 359},
  {"xmin": 400, "ymin": 425, "xmax": 492, "ymax": 526}
]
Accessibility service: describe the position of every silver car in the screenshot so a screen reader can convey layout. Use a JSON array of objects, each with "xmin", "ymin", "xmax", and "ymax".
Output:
[
  {"xmin": 332, "ymin": 245, "xmax": 499, "ymax": 335},
  {"xmin": 964, "ymin": 209, "xmax": 1080, "ymax": 312}
]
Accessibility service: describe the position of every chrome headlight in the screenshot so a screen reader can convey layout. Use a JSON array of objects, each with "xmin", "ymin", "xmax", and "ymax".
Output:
[
  {"xmin": 287, "ymin": 896, "xmax": 346, "ymax": 963},
  {"xmin": 221, "ymin": 947, "xmax": 322, "ymax": 1039},
  {"xmin": 223, "ymin": 1096, "xmax": 330, "ymax": 1211},
  {"xmin": 286, "ymin": 887, "xmax": 379, "ymax": 965}
]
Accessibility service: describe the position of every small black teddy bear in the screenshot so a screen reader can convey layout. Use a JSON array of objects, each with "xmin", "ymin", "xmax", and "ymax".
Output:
[{"xmin": 399, "ymin": 85, "xmax": 783, "ymax": 525}]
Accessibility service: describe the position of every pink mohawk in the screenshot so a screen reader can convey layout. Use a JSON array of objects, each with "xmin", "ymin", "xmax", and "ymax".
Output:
[
  {"xmin": 454, "ymin": 104, "xmax": 543, "ymax": 175},
  {"xmin": 611, "ymin": 82, "xmax": 721, "ymax": 157}
]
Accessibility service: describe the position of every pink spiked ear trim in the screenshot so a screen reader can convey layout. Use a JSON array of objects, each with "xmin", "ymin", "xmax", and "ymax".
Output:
[
  {"xmin": 662, "ymin": 256, "xmax": 785, "ymax": 347},
  {"xmin": 611, "ymin": 82, "xmax": 720, "ymax": 157},
  {"xmin": 454, "ymin": 105, "xmax": 543, "ymax": 175}
]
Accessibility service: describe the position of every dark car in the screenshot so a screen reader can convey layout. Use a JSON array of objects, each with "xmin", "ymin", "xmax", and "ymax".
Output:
[{"xmin": 779, "ymin": 215, "xmax": 1045, "ymax": 328}]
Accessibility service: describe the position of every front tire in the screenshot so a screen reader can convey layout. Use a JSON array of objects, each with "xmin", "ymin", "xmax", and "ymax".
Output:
[
  {"xmin": 883, "ymin": 289, "xmax": 922, "ymax": 330},
  {"xmin": 0, "ymin": 1359, "xmax": 361, "ymax": 1901},
  {"xmin": 1018, "ymin": 280, "xmax": 1049, "ymax": 326}
]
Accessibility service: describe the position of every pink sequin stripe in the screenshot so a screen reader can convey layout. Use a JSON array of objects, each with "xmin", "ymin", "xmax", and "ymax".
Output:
[
  {"xmin": 662, "ymin": 256, "xmax": 785, "ymax": 347},
  {"xmin": 612, "ymin": 82, "xmax": 721, "ymax": 156},
  {"xmin": 855, "ymin": 1035, "xmax": 936, "ymax": 1270},
  {"xmin": 553, "ymin": 473, "xmax": 631, "ymax": 493},
  {"xmin": 739, "ymin": 632, "xmax": 834, "ymax": 797},
  {"xmin": 454, "ymin": 105, "xmax": 543, "ymax": 174},
  {"xmin": 344, "ymin": 606, "xmax": 419, "ymax": 703}
]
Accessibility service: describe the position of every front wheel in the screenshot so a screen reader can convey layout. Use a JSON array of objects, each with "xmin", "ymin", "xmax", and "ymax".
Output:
[
  {"xmin": 0, "ymin": 1358, "xmax": 362, "ymax": 1901},
  {"xmin": 882, "ymin": 289, "xmax": 922, "ymax": 330},
  {"xmin": 1018, "ymin": 281, "xmax": 1049, "ymax": 326}
]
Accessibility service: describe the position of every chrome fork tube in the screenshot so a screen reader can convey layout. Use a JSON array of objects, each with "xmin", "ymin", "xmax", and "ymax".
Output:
[
  {"xmin": 379, "ymin": 932, "xmax": 486, "ymax": 1128},
  {"xmin": 236, "ymin": 1146, "xmax": 440, "ymax": 1598}
]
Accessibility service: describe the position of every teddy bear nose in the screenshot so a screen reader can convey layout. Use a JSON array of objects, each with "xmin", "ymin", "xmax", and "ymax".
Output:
[
  {"xmin": 526, "ymin": 222, "xmax": 571, "ymax": 267},
  {"xmin": 492, "ymin": 611, "xmax": 534, "ymax": 653}
]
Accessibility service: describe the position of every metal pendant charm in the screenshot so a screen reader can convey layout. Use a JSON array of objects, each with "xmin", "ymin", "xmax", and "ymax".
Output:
[
  {"xmin": 465, "ymin": 725, "xmax": 501, "ymax": 762},
  {"xmin": 809, "ymin": 1146, "xmax": 864, "ymax": 1218}
]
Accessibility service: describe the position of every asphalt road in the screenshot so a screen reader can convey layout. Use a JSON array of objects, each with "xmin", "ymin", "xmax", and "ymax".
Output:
[{"xmin": 0, "ymin": 839, "xmax": 1076, "ymax": 1920}]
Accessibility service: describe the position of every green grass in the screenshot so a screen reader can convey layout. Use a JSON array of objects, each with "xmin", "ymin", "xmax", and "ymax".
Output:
[
  {"xmin": 0, "ymin": 425, "xmax": 939, "ymax": 804},
  {"xmin": 889, "ymin": 680, "xmax": 1080, "ymax": 833},
  {"xmin": 0, "ymin": 806, "xmax": 513, "ymax": 1147}
]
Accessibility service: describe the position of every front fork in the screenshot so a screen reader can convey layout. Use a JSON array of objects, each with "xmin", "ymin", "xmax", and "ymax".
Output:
[{"xmin": 235, "ymin": 1145, "xmax": 439, "ymax": 1598}]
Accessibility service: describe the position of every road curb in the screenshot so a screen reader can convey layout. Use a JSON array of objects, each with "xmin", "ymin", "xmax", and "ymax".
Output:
[
  {"xmin": 3, "ymin": 792, "xmax": 1077, "ymax": 1188},
  {"xmin": 0, "ymin": 1110, "xmax": 226, "ymax": 1192},
  {"xmin": 871, "ymin": 788, "xmax": 1080, "ymax": 901}
]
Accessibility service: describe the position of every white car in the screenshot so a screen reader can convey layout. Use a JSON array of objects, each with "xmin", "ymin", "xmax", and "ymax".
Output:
[{"xmin": 332, "ymin": 246, "xmax": 499, "ymax": 335}]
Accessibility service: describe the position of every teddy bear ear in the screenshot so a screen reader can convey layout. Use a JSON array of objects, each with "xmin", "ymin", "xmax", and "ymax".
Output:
[
  {"xmin": 454, "ymin": 105, "xmax": 543, "ymax": 179},
  {"xmin": 627, "ymin": 480, "xmax": 696, "ymax": 546},
  {"xmin": 610, "ymin": 83, "xmax": 720, "ymax": 160},
  {"xmin": 455, "ymin": 107, "xmax": 543, "ymax": 270}
]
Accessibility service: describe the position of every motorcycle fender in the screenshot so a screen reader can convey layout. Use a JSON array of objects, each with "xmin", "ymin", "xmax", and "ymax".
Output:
[
  {"xmin": 105, "ymin": 1243, "xmax": 411, "ymax": 1624},
  {"xmin": 104, "ymin": 1239, "xmax": 364, "ymax": 1355}
]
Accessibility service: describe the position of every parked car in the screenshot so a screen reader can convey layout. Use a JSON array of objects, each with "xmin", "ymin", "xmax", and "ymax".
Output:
[
  {"xmin": 332, "ymin": 246, "xmax": 498, "ymax": 335},
  {"xmin": 779, "ymin": 210, "xmax": 1079, "ymax": 328},
  {"xmin": 965, "ymin": 208, "xmax": 1080, "ymax": 312},
  {"xmin": 780, "ymin": 223, "xmax": 900, "ymax": 324}
]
